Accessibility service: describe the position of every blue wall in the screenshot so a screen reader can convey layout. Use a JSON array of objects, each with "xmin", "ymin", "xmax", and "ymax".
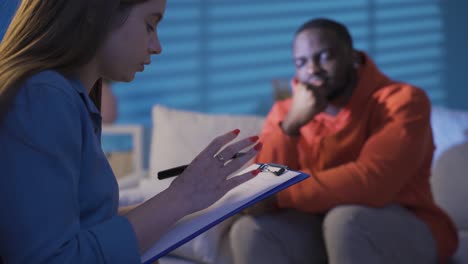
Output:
[
  {"xmin": 442, "ymin": 0, "xmax": 468, "ymax": 111},
  {"xmin": 1, "ymin": 0, "xmax": 467, "ymax": 125},
  {"xmin": 0, "ymin": 0, "xmax": 18, "ymax": 38}
]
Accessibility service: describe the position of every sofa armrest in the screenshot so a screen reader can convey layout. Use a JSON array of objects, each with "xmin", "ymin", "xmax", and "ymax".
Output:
[{"xmin": 102, "ymin": 124, "xmax": 145, "ymax": 189}]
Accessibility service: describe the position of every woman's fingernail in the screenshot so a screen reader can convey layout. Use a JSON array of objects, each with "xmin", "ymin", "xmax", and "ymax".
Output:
[
  {"xmin": 231, "ymin": 129, "xmax": 240, "ymax": 135},
  {"xmin": 254, "ymin": 142, "xmax": 263, "ymax": 151},
  {"xmin": 249, "ymin": 136, "xmax": 259, "ymax": 142},
  {"xmin": 251, "ymin": 169, "xmax": 261, "ymax": 176}
]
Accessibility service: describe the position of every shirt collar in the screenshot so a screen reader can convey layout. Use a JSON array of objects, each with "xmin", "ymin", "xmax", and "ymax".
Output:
[{"xmin": 66, "ymin": 76, "xmax": 101, "ymax": 116}]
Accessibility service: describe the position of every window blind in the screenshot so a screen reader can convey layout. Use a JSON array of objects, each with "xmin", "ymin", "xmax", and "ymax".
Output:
[
  {"xmin": 0, "ymin": 0, "xmax": 444, "ymax": 125},
  {"xmin": 113, "ymin": 0, "xmax": 444, "ymax": 125}
]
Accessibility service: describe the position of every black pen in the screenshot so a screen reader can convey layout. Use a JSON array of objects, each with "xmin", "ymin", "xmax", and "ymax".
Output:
[{"xmin": 157, "ymin": 152, "xmax": 247, "ymax": 180}]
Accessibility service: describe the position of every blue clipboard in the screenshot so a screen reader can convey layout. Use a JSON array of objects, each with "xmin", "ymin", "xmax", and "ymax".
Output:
[{"xmin": 141, "ymin": 163, "xmax": 309, "ymax": 264}]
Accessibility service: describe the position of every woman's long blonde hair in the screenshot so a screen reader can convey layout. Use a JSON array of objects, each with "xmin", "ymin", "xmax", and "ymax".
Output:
[{"xmin": 0, "ymin": 0, "xmax": 147, "ymax": 120}]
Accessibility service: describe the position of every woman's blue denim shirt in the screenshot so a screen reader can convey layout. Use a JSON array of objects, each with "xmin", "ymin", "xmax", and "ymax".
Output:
[{"xmin": 0, "ymin": 71, "xmax": 140, "ymax": 263}]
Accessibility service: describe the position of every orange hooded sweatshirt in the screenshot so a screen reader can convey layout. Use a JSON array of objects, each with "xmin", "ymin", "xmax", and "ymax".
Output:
[{"xmin": 256, "ymin": 53, "xmax": 458, "ymax": 263}]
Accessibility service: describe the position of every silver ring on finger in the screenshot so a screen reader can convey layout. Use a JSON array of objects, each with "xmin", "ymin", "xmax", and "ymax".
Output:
[{"xmin": 215, "ymin": 153, "xmax": 226, "ymax": 166}]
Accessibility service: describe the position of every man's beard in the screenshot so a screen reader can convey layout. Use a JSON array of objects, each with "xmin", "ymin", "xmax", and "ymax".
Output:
[
  {"xmin": 326, "ymin": 69, "xmax": 357, "ymax": 101},
  {"xmin": 326, "ymin": 83, "xmax": 347, "ymax": 101}
]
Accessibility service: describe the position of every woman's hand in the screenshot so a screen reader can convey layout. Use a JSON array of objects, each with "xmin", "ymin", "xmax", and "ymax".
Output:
[
  {"xmin": 169, "ymin": 129, "xmax": 263, "ymax": 213},
  {"xmin": 126, "ymin": 129, "xmax": 262, "ymax": 254}
]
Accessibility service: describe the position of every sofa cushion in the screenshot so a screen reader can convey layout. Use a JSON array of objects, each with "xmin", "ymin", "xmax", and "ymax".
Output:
[
  {"xmin": 451, "ymin": 231, "xmax": 468, "ymax": 264},
  {"xmin": 148, "ymin": 105, "xmax": 264, "ymax": 264},
  {"xmin": 150, "ymin": 104, "xmax": 265, "ymax": 176},
  {"xmin": 430, "ymin": 106, "xmax": 468, "ymax": 232},
  {"xmin": 431, "ymin": 141, "xmax": 468, "ymax": 231},
  {"xmin": 431, "ymin": 106, "xmax": 468, "ymax": 162}
]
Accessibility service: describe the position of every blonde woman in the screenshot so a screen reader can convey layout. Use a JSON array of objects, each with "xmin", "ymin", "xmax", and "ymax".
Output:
[{"xmin": 0, "ymin": 0, "xmax": 262, "ymax": 263}]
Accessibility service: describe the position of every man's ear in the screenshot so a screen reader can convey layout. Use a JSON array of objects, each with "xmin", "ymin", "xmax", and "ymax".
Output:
[{"xmin": 353, "ymin": 50, "xmax": 364, "ymax": 68}]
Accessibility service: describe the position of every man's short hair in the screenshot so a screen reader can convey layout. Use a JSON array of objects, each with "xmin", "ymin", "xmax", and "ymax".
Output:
[{"xmin": 295, "ymin": 18, "xmax": 353, "ymax": 50}]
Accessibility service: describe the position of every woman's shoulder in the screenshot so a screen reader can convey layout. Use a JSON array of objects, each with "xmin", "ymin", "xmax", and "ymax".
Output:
[
  {"xmin": 23, "ymin": 70, "xmax": 74, "ymax": 92},
  {"xmin": 6, "ymin": 71, "xmax": 87, "ymax": 123},
  {"xmin": 17, "ymin": 70, "xmax": 81, "ymax": 104}
]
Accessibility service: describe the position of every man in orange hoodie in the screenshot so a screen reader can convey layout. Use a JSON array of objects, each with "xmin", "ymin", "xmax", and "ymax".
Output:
[{"xmin": 228, "ymin": 18, "xmax": 458, "ymax": 264}]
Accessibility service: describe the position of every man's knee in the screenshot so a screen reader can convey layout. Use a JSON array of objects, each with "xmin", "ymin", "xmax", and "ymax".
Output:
[
  {"xmin": 228, "ymin": 214, "xmax": 284, "ymax": 263},
  {"xmin": 323, "ymin": 205, "xmax": 377, "ymax": 248},
  {"xmin": 229, "ymin": 214, "xmax": 275, "ymax": 250},
  {"xmin": 324, "ymin": 205, "xmax": 368, "ymax": 232},
  {"xmin": 322, "ymin": 205, "xmax": 384, "ymax": 263},
  {"xmin": 229, "ymin": 215, "xmax": 257, "ymax": 243}
]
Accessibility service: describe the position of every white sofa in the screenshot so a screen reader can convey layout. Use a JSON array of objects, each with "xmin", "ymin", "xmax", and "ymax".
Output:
[{"xmin": 118, "ymin": 105, "xmax": 468, "ymax": 264}]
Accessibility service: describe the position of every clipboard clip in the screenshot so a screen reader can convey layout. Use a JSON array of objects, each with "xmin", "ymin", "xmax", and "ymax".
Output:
[{"xmin": 258, "ymin": 163, "xmax": 289, "ymax": 176}]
